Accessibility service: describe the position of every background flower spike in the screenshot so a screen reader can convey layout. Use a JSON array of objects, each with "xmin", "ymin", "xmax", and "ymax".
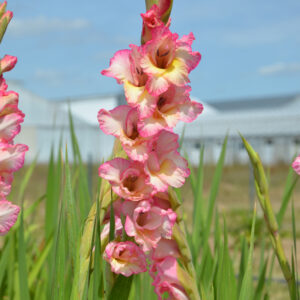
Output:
[{"xmin": 0, "ymin": 2, "xmax": 12, "ymax": 45}]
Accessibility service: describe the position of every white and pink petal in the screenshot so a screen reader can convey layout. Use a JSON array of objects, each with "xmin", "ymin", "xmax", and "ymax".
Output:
[
  {"xmin": 101, "ymin": 49, "xmax": 134, "ymax": 84},
  {"xmin": 0, "ymin": 112, "xmax": 24, "ymax": 142},
  {"xmin": 98, "ymin": 105, "xmax": 132, "ymax": 137},
  {"xmin": 0, "ymin": 200, "xmax": 20, "ymax": 235},
  {"xmin": 0, "ymin": 143, "xmax": 28, "ymax": 173}
]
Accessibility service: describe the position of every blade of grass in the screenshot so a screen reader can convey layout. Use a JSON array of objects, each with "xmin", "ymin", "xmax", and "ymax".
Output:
[
  {"xmin": 18, "ymin": 204, "xmax": 30, "ymax": 300},
  {"xmin": 215, "ymin": 218, "xmax": 237, "ymax": 300},
  {"xmin": 64, "ymin": 147, "xmax": 79, "ymax": 263},
  {"xmin": 192, "ymin": 146, "xmax": 205, "ymax": 261},
  {"xmin": 93, "ymin": 192, "xmax": 102, "ymax": 300},
  {"xmin": 50, "ymin": 185, "xmax": 66, "ymax": 300},
  {"xmin": 28, "ymin": 237, "xmax": 53, "ymax": 289},
  {"xmin": 238, "ymin": 204, "xmax": 256, "ymax": 300},
  {"xmin": 203, "ymin": 136, "xmax": 228, "ymax": 246},
  {"xmin": 277, "ymin": 164, "xmax": 298, "ymax": 226},
  {"xmin": 254, "ymin": 259, "xmax": 268, "ymax": 300},
  {"xmin": 291, "ymin": 200, "xmax": 299, "ymax": 299},
  {"xmin": 108, "ymin": 275, "xmax": 133, "ymax": 300}
]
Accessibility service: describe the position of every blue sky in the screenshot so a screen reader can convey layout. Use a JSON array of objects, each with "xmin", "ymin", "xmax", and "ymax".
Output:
[{"xmin": 2, "ymin": 0, "xmax": 300, "ymax": 102}]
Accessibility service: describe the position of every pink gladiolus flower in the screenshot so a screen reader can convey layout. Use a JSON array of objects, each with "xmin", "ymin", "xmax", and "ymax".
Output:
[
  {"xmin": 0, "ymin": 76, "xmax": 7, "ymax": 91},
  {"xmin": 140, "ymin": 27, "xmax": 201, "ymax": 96},
  {"xmin": 0, "ymin": 172, "xmax": 13, "ymax": 200},
  {"xmin": 0, "ymin": 200, "xmax": 20, "ymax": 235},
  {"xmin": 145, "ymin": 131, "xmax": 190, "ymax": 192},
  {"xmin": 0, "ymin": 143, "xmax": 28, "ymax": 173},
  {"xmin": 98, "ymin": 105, "xmax": 151, "ymax": 161},
  {"xmin": 101, "ymin": 198, "xmax": 124, "ymax": 241},
  {"xmin": 122, "ymin": 200, "xmax": 176, "ymax": 251},
  {"xmin": 104, "ymin": 241, "xmax": 147, "ymax": 276},
  {"xmin": 102, "ymin": 45, "xmax": 157, "ymax": 119},
  {"xmin": 101, "ymin": 216, "xmax": 123, "ymax": 242},
  {"xmin": 0, "ymin": 111, "xmax": 24, "ymax": 142},
  {"xmin": 0, "ymin": 91, "xmax": 18, "ymax": 113},
  {"xmin": 138, "ymin": 85, "xmax": 203, "ymax": 137},
  {"xmin": 99, "ymin": 158, "xmax": 155, "ymax": 201},
  {"xmin": 141, "ymin": 5, "xmax": 166, "ymax": 44},
  {"xmin": 152, "ymin": 256, "xmax": 189, "ymax": 300},
  {"xmin": 292, "ymin": 155, "xmax": 300, "ymax": 175},
  {"xmin": 152, "ymin": 192, "xmax": 173, "ymax": 209},
  {"xmin": 0, "ymin": 3, "xmax": 27, "ymax": 235},
  {"xmin": 0, "ymin": 55, "xmax": 17, "ymax": 73},
  {"xmin": 152, "ymin": 238, "xmax": 180, "ymax": 262}
]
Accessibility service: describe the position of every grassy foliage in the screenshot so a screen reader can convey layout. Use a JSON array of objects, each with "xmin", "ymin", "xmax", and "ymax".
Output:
[{"xmin": 0, "ymin": 122, "xmax": 299, "ymax": 299}]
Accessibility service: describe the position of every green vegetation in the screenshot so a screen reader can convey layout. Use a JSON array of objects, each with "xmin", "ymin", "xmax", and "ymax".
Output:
[{"xmin": 0, "ymin": 119, "xmax": 299, "ymax": 300}]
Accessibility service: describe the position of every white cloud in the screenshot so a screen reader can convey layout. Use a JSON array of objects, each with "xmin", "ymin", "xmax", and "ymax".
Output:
[
  {"xmin": 258, "ymin": 62, "xmax": 300, "ymax": 76},
  {"xmin": 9, "ymin": 16, "xmax": 90, "ymax": 37}
]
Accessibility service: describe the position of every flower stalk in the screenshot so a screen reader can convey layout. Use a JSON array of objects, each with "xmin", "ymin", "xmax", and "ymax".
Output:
[
  {"xmin": 241, "ymin": 134, "xmax": 296, "ymax": 298},
  {"xmin": 77, "ymin": 0, "xmax": 202, "ymax": 298},
  {"xmin": 0, "ymin": 1, "xmax": 28, "ymax": 236}
]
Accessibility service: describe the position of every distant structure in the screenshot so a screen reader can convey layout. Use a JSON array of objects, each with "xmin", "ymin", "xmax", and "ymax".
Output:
[
  {"xmin": 11, "ymin": 81, "xmax": 122, "ymax": 163},
  {"xmin": 177, "ymin": 94, "xmax": 300, "ymax": 165},
  {"xmin": 10, "ymin": 81, "xmax": 300, "ymax": 165}
]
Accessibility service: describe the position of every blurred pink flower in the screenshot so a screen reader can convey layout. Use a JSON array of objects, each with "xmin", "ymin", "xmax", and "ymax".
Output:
[
  {"xmin": 122, "ymin": 199, "xmax": 176, "ymax": 251},
  {"xmin": 0, "ymin": 143, "xmax": 28, "ymax": 173},
  {"xmin": 0, "ymin": 172, "xmax": 12, "ymax": 200},
  {"xmin": 0, "ymin": 91, "xmax": 18, "ymax": 112},
  {"xmin": 0, "ymin": 55, "xmax": 17, "ymax": 73},
  {"xmin": 292, "ymin": 155, "xmax": 300, "ymax": 175},
  {"xmin": 0, "ymin": 200, "xmax": 19, "ymax": 235},
  {"xmin": 104, "ymin": 241, "xmax": 147, "ymax": 276}
]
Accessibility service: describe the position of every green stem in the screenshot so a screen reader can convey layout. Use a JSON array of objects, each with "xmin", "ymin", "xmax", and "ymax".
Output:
[{"xmin": 241, "ymin": 135, "xmax": 296, "ymax": 298}]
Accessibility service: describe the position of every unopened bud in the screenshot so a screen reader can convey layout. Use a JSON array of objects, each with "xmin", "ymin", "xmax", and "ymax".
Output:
[
  {"xmin": 0, "ymin": 1, "xmax": 7, "ymax": 19},
  {"xmin": 0, "ymin": 55, "xmax": 17, "ymax": 73},
  {"xmin": 0, "ymin": 10, "xmax": 13, "ymax": 43}
]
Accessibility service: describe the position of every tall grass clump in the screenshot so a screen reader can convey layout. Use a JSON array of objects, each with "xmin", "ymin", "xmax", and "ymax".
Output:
[{"xmin": 0, "ymin": 118, "xmax": 299, "ymax": 299}]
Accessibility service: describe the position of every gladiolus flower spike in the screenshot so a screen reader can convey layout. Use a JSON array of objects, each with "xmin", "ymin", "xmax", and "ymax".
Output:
[
  {"xmin": 0, "ymin": 2, "xmax": 28, "ymax": 235},
  {"xmin": 99, "ymin": 1, "xmax": 202, "ymax": 299}
]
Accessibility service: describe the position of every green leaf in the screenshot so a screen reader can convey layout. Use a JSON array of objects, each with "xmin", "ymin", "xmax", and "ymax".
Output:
[
  {"xmin": 18, "ymin": 205, "xmax": 30, "ymax": 300},
  {"xmin": 276, "ymin": 164, "xmax": 298, "ymax": 226},
  {"xmin": 28, "ymin": 238, "xmax": 53, "ymax": 289},
  {"xmin": 109, "ymin": 190, "xmax": 115, "ymax": 242},
  {"xmin": 203, "ymin": 136, "xmax": 227, "ymax": 246},
  {"xmin": 254, "ymin": 259, "xmax": 268, "ymax": 300},
  {"xmin": 192, "ymin": 146, "xmax": 205, "ymax": 261},
  {"xmin": 215, "ymin": 218, "xmax": 237, "ymax": 300},
  {"xmin": 108, "ymin": 275, "xmax": 134, "ymax": 300},
  {"xmin": 238, "ymin": 205, "xmax": 256, "ymax": 300},
  {"xmin": 64, "ymin": 148, "xmax": 79, "ymax": 262}
]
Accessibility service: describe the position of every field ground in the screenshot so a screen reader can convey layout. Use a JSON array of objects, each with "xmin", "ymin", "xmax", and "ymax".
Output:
[{"xmin": 11, "ymin": 163, "xmax": 300, "ymax": 299}]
